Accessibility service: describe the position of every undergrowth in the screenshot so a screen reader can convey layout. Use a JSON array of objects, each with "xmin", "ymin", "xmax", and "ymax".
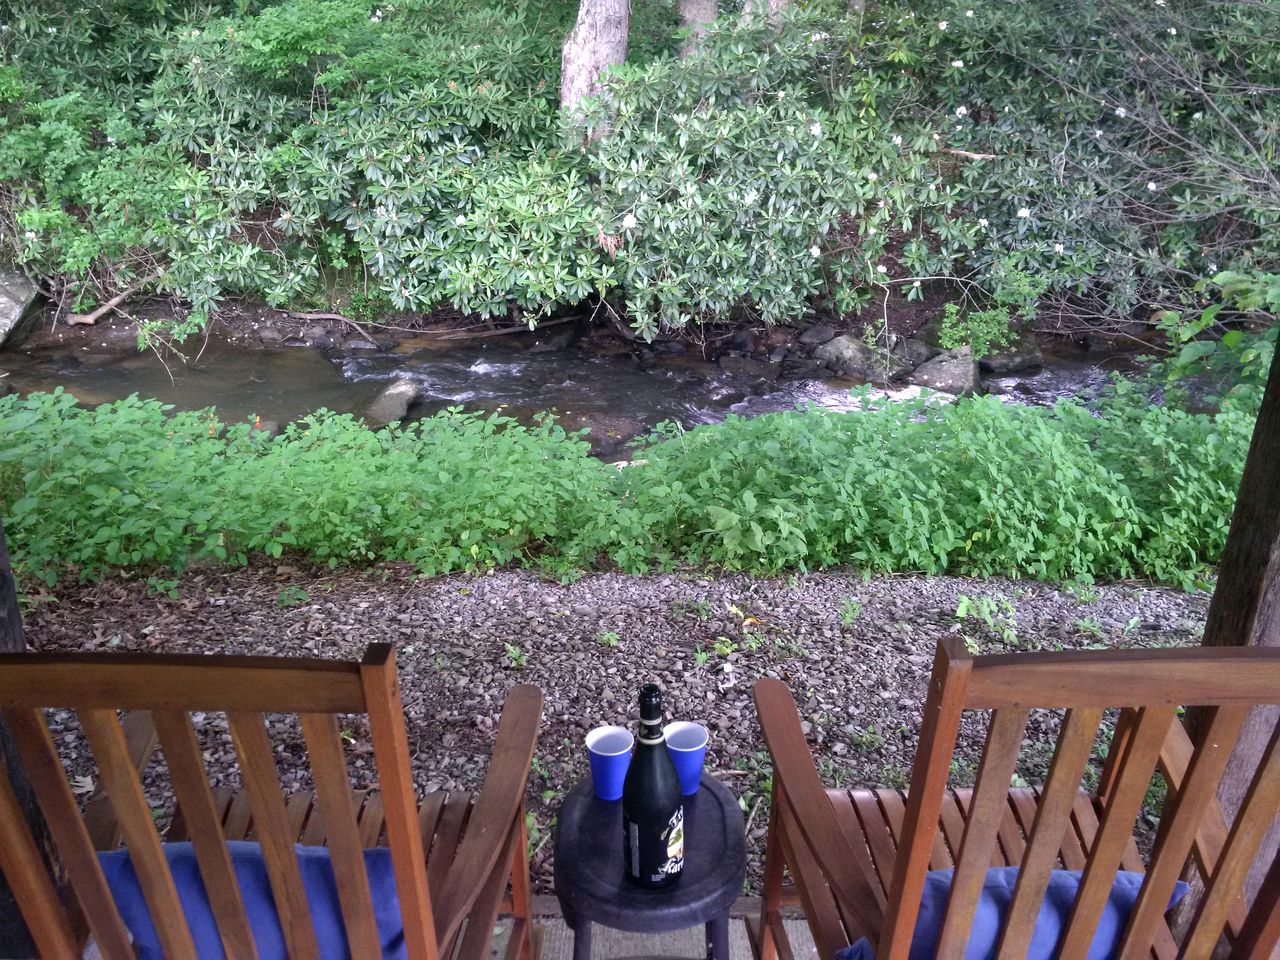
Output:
[{"xmin": 0, "ymin": 386, "xmax": 1254, "ymax": 588}]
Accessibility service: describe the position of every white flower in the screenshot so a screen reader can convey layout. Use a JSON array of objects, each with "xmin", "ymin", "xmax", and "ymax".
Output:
[
  {"xmin": 867, "ymin": 226, "xmax": 877, "ymax": 235},
  {"xmin": 46, "ymin": 26, "xmax": 57, "ymax": 33},
  {"xmin": 23, "ymin": 230, "xmax": 36, "ymax": 241},
  {"xmin": 1168, "ymin": 26, "xmax": 1176, "ymax": 34},
  {"xmin": 876, "ymin": 264, "xmax": 888, "ymax": 274},
  {"xmin": 1155, "ymin": 0, "xmax": 1166, "ymax": 5},
  {"xmin": 777, "ymin": 91, "xmax": 785, "ymax": 100},
  {"xmin": 932, "ymin": 132, "xmax": 941, "ymax": 141},
  {"xmin": 1209, "ymin": 262, "xmax": 1218, "ymax": 272},
  {"xmin": 1192, "ymin": 111, "xmax": 1203, "ymax": 120},
  {"xmin": 1054, "ymin": 242, "xmax": 1064, "ymax": 253},
  {"xmin": 952, "ymin": 59, "xmax": 965, "ymax": 68},
  {"xmin": 454, "ymin": 214, "xmax": 466, "ymax": 226},
  {"xmin": 370, "ymin": 8, "xmax": 383, "ymax": 22},
  {"xmin": 809, "ymin": 245, "xmax": 821, "ymax": 257},
  {"xmin": 809, "ymin": 121, "xmax": 823, "ymax": 137},
  {"xmin": 1093, "ymin": 129, "xmax": 1103, "ymax": 138},
  {"xmin": 892, "ymin": 134, "xmax": 903, "ymax": 146},
  {"xmin": 622, "ymin": 212, "xmax": 638, "ymax": 230},
  {"xmin": 955, "ymin": 105, "xmax": 968, "ymax": 117},
  {"xmin": 867, "ymin": 171, "xmax": 879, "ymax": 182},
  {"xmin": 965, "ymin": 8, "xmax": 974, "ymax": 15},
  {"xmin": 1147, "ymin": 181, "xmax": 1159, "ymax": 192},
  {"xmin": 742, "ymin": 188, "xmax": 758, "ymax": 205},
  {"xmin": 1115, "ymin": 106, "xmax": 1128, "ymax": 118},
  {"xmin": 978, "ymin": 218, "xmax": 989, "ymax": 228},
  {"xmin": 912, "ymin": 280, "xmax": 922, "ymax": 288},
  {"xmin": 1016, "ymin": 207, "xmax": 1031, "ymax": 218},
  {"xmin": 938, "ymin": 20, "xmax": 948, "ymax": 30}
]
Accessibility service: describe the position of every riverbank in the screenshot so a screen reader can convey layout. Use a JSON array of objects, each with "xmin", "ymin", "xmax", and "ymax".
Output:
[{"xmin": 22, "ymin": 565, "xmax": 1208, "ymax": 892}]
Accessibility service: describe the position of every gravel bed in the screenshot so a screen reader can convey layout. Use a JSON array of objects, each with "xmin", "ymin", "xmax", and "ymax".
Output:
[{"xmin": 21, "ymin": 566, "xmax": 1208, "ymax": 893}]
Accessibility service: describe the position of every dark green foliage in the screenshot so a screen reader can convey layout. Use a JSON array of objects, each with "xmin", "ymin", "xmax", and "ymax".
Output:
[
  {"xmin": 0, "ymin": 387, "xmax": 1254, "ymax": 587},
  {"xmin": 3, "ymin": 0, "xmax": 1275, "ymax": 345}
]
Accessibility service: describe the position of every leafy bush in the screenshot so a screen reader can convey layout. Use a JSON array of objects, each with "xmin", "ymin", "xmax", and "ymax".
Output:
[
  {"xmin": 0, "ymin": 386, "xmax": 1253, "ymax": 587},
  {"xmin": 5, "ymin": 0, "xmax": 1275, "ymax": 345}
]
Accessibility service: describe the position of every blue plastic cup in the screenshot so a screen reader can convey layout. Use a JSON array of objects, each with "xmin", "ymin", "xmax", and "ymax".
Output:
[
  {"xmin": 586, "ymin": 725, "xmax": 633, "ymax": 801},
  {"xmin": 664, "ymin": 721, "xmax": 709, "ymax": 796}
]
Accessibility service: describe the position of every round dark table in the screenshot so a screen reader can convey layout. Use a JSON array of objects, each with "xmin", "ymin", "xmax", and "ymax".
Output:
[{"xmin": 554, "ymin": 773, "xmax": 747, "ymax": 960}]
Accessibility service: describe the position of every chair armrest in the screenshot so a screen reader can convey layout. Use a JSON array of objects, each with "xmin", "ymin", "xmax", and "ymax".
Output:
[
  {"xmin": 434, "ymin": 684, "xmax": 543, "ymax": 948},
  {"xmin": 84, "ymin": 709, "xmax": 158, "ymax": 850},
  {"xmin": 755, "ymin": 678, "xmax": 885, "ymax": 937}
]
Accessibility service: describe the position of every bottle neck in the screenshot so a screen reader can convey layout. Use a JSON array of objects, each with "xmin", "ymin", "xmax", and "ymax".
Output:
[{"xmin": 638, "ymin": 717, "xmax": 664, "ymax": 745}]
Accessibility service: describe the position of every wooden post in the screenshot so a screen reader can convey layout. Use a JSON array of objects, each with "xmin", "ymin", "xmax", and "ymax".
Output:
[
  {"xmin": 1199, "ymin": 348, "xmax": 1280, "ymax": 902},
  {"xmin": 0, "ymin": 517, "xmax": 38, "ymax": 957}
]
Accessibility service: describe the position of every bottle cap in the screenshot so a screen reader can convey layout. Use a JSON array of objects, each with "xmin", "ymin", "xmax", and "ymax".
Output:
[{"xmin": 639, "ymin": 683, "xmax": 662, "ymax": 721}]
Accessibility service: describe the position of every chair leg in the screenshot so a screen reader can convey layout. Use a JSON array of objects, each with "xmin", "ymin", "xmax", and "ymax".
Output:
[
  {"xmin": 507, "ymin": 808, "xmax": 537, "ymax": 960},
  {"xmin": 750, "ymin": 788, "xmax": 788, "ymax": 960}
]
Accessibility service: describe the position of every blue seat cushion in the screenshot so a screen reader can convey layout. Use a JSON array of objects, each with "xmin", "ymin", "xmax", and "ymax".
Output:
[
  {"xmin": 98, "ymin": 840, "xmax": 406, "ymax": 960},
  {"xmin": 835, "ymin": 867, "xmax": 1188, "ymax": 960}
]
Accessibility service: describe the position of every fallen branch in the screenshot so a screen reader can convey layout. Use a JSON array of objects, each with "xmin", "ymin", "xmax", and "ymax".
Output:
[
  {"xmin": 940, "ymin": 147, "xmax": 999, "ymax": 161},
  {"xmin": 67, "ymin": 272, "xmax": 161, "ymax": 326},
  {"xmin": 284, "ymin": 311, "xmax": 577, "ymax": 342}
]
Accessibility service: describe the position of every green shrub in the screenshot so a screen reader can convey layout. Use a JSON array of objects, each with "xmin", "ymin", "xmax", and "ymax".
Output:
[{"xmin": 0, "ymin": 385, "xmax": 1253, "ymax": 587}]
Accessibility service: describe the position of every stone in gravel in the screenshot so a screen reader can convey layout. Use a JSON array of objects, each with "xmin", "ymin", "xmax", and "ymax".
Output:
[
  {"xmin": 798, "ymin": 323, "xmax": 837, "ymax": 346},
  {"xmin": 364, "ymin": 378, "xmax": 420, "ymax": 427},
  {"xmin": 910, "ymin": 346, "xmax": 982, "ymax": 396},
  {"xmin": 0, "ymin": 266, "xmax": 41, "ymax": 349},
  {"xmin": 812, "ymin": 334, "xmax": 912, "ymax": 382}
]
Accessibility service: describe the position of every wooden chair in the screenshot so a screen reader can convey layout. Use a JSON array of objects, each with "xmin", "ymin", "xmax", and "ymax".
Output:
[
  {"xmin": 0, "ymin": 643, "xmax": 544, "ymax": 960},
  {"xmin": 750, "ymin": 640, "xmax": 1280, "ymax": 960}
]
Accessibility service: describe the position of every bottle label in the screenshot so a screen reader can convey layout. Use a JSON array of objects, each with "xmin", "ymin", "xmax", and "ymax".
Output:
[{"xmin": 662, "ymin": 807, "xmax": 685, "ymax": 876}]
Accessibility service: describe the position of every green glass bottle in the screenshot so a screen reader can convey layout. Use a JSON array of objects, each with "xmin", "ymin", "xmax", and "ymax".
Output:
[{"xmin": 622, "ymin": 683, "xmax": 684, "ymax": 888}]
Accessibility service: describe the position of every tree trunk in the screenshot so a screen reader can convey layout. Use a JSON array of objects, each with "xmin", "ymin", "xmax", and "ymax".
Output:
[
  {"xmin": 0, "ymin": 518, "xmax": 38, "ymax": 957},
  {"xmin": 1198, "ymin": 347, "xmax": 1280, "ymax": 904},
  {"xmin": 560, "ymin": 0, "xmax": 632, "ymax": 123},
  {"xmin": 677, "ymin": 0, "xmax": 716, "ymax": 56},
  {"xmin": 740, "ymin": 0, "xmax": 790, "ymax": 24}
]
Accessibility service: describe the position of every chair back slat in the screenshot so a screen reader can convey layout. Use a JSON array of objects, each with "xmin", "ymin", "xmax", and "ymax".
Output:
[
  {"xmin": 935, "ymin": 709, "xmax": 1028, "ymax": 959},
  {"xmin": 227, "ymin": 711, "xmax": 322, "ymax": 960},
  {"xmin": 1229, "ymin": 852, "xmax": 1280, "ymax": 960},
  {"xmin": 152, "ymin": 709, "xmax": 259, "ymax": 959},
  {"xmin": 300, "ymin": 712, "xmax": 383, "ymax": 958},
  {"xmin": 1182, "ymin": 723, "xmax": 1280, "ymax": 958},
  {"xmin": 79, "ymin": 708, "xmax": 198, "ymax": 959},
  {"xmin": 1060, "ymin": 705, "xmax": 1176, "ymax": 956},
  {"xmin": 879, "ymin": 641, "xmax": 973, "ymax": 960},
  {"xmin": 361, "ymin": 644, "xmax": 439, "ymax": 960},
  {"xmin": 1118, "ymin": 706, "xmax": 1249, "ymax": 960},
  {"xmin": 3, "ymin": 707, "xmax": 135, "ymax": 959},
  {"xmin": 995, "ymin": 707, "xmax": 1103, "ymax": 960},
  {"xmin": 0, "ymin": 756, "xmax": 79, "ymax": 959}
]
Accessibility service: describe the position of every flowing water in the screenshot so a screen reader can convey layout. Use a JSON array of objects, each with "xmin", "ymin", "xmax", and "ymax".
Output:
[{"xmin": 0, "ymin": 332, "xmax": 1141, "ymax": 431}]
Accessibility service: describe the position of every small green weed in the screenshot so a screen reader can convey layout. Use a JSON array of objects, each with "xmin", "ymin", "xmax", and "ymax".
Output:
[
  {"xmin": 596, "ymin": 630, "xmax": 620, "ymax": 647},
  {"xmin": 504, "ymin": 643, "xmax": 527, "ymax": 669},
  {"xmin": 277, "ymin": 585, "xmax": 310, "ymax": 608},
  {"xmin": 839, "ymin": 598, "xmax": 862, "ymax": 626}
]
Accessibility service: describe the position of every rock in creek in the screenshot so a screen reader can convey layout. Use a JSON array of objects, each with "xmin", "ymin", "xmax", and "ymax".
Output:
[
  {"xmin": 718, "ymin": 353, "xmax": 779, "ymax": 381},
  {"xmin": 979, "ymin": 337, "xmax": 1044, "ymax": 375},
  {"xmin": 798, "ymin": 323, "xmax": 837, "ymax": 346},
  {"xmin": 910, "ymin": 346, "xmax": 982, "ymax": 396},
  {"xmin": 812, "ymin": 334, "xmax": 913, "ymax": 381},
  {"xmin": 0, "ymin": 266, "xmax": 42, "ymax": 350},
  {"xmin": 364, "ymin": 379, "xmax": 420, "ymax": 428}
]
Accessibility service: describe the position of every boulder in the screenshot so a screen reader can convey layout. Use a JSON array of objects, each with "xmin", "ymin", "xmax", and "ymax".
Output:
[
  {"xmin": 0, "ymin": 267, "xmax": 42, "ymax": 350},
  {"xmin": 812, "ymin": 334, "xmax": 912, "ymax": 382},
  {"xmin": 892, "ymin": 337, "xmax": 937, "ymax": 370},
  {"xmin": 798, "ymin": 323, "xmax": 837, "ymax": 346},
  {"xmin": 257, "ymin": 324, "xmax": 286, "ymax": 344},
  {"xmin": 364, "ymin": 379, "xmax": 420, "ymax": 428},
  {"xmin": 979, "ymin": 337, "xmax": 1043, "ymax": 375},
  {"xmin": 718, "ymin": 353, "xmax": 779, "ymax": 381},
  {"xmin": 910, "ymin": 346, "xmax": 982, "ymax": 396}
]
